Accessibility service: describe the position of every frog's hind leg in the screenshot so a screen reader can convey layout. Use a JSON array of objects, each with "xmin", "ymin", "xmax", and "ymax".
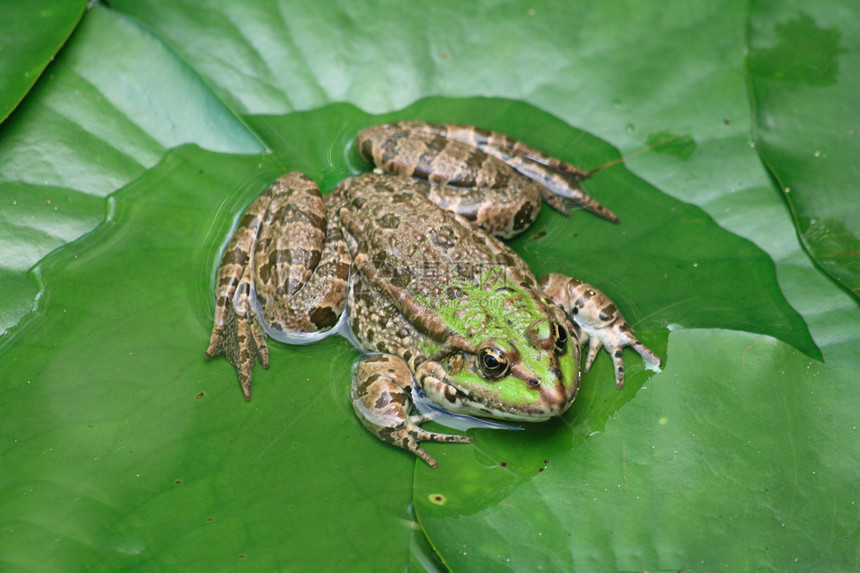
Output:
[
  {"xmin": 352, "ymin": 354, "xmax": 471, "ymax": 468},
  {"xmin": 539, "ymin": 273, "xmax": 661, "ymax": 389},
  {"xmin": 206, "ymin": 293, "xmax": 268, "ymax": 401},
  {"xmin": 206, "ymin": 187, "xmax": 274, "ymax": 400},
  {"xmin": 255, "ymin": 218, "xmax": 351, "ymax": 344},
  {"xmin": 207, "ymin": 172, "xmax": 349, "ymax": 400},
  {"xmin": 421, "ymin": 122, "xmax": 619, "ymax": 223},
  {"xmin": 356, "ymin": 121, "xmax": 618, "ymax": 224}
]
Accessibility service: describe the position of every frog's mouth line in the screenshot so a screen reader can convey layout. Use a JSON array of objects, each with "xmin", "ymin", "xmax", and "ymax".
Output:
[
  {"xmin": 411, "ymin": 387, "xmax": 523, "ymax": 431},
  {"xmin": 442, "ymin": 371, "xmax": 574, "ymax": 423}
]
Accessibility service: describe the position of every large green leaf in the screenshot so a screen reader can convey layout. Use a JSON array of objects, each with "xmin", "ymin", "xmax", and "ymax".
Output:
[
  {"xmin": 415, "ymin": 329, "xmax": 859, "ymax": 571},
  {"xmin": 1, "ymin": 146, "xmax": 415, "ymax": 571},
  {"xmin": 0, "ymin": 5, "xmax": 261, "ymax": 335},
  {"xmin": 108, "ymin": 0, "xmax": 860, "ymax": 366},
  {"xmin": 748, "ymin": 0, "xmax": 860, "ymax": 294},
  {"xmin": 1, "ymin": 1, "xmax": 858, "ymax": 571},
  {"xmin": 0, "ymin": 0, "xmax": 86, "ymax": 122}
]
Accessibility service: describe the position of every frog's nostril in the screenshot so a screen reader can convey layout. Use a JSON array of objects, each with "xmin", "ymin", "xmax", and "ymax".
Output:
[{"xmin": 527, "ymin": 378, "xmax": 541, "ymax": 388}]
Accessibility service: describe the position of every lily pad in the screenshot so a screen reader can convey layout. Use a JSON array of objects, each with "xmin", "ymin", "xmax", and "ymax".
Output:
[
  {"xmin": 0, "ymin": 147, "xmax": 417, "ymax": 570},
  {"xmin": 748, "ymin": 0, "xmax": 860, "ymax": 294},
  {"xmin": 0, "ymin": 0, "xmax": 86, "ymax": 122},
  {"xmin": 1, "ymin": 1, "xmax": 859, "ymax": 571},
  {"xmin": 415, "ymin": 329, "xmax": 859, "ymax": 571}
]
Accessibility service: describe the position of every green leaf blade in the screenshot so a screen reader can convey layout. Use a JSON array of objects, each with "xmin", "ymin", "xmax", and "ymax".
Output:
[
  {"xmin": 748, "ymin": 0, "xmax": 860, "ymax": 295},
  {"xmin": 0, "ymin": 5, "xmax": 263, "ymax": 336},
  {"xmin": 0, "ymin": 0, "xmax": 87, "ymax": 124},
  {"xmin": 416, "ymin": 330, "xmax": 860, "ymax": 571},
  {"xmin": 0, "ymin": 147, "xmax": 414, "ymax": 572}
]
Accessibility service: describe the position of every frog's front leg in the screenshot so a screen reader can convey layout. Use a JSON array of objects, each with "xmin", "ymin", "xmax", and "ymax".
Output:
[
  {"xmin": 539, "ymin": 273, "xmax": 661, "ymax": 389},
  {"xmin": 352, "ymin": 355, "xmax": 471, "ymax": 468}
]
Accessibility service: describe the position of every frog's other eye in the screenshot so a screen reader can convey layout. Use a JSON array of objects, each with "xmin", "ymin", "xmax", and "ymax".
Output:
[
  {"xmin": 552, "ymin": 322, "xmax": 568, "ymax": 356},
  {"xmin": 478, "ymin": 347, "xmax": 509, "ymax": 380}
]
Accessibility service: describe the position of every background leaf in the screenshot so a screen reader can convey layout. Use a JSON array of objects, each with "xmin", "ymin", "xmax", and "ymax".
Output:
[
  {"xmin": 0, "ymin": 0, "xmax": 86, "ymax": 122},
  {"xmin": 415, "ymin": 329, "xmax": 859, "ymax": 571},
  {"xmin": 1, "ymin": 1, "xmax": 858, "ymax": 571},
  {"xmin": 748, "ymin": 0, "xmax": 860, "ymax": 293},
  {"xmin": 0, "ymin": 5, "xmax": 261, "ymax": 335}
]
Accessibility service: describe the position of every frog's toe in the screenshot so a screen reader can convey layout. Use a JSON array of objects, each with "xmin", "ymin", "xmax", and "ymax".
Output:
[
  {"xmin": 585, "ymin": 323, "xmax": 661, "ymax": 389},
  {"xmin": 583, "ymin": 338, "xmax": 602, "ymax": 372},
  {"xmin": 411, "ymin": 444, "xmax": 439, "ymax": 469},
  {"xmin": 397, "ymin": 420, "xmax": 473, "ymax": 468},
  {"xmin": 632, "ymin": 339, "xmax": 663, "ymax": 369},
  {"xmin": 608, "ymin": 346, "xmax": 628, "ymax": 390},
  {"xmin": 240, "ymin": 374, "xmax": 252, "ymax": 401}
]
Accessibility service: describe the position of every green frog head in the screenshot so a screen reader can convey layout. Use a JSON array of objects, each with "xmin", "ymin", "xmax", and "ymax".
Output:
[{"xmin": 416, "ymin": 273, "xmax": 582, "ymax": 422}]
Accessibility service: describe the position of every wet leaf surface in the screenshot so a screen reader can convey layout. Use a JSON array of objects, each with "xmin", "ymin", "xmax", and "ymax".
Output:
[
  {"xmin": 0, "ymin": 0, "xmax": 86, "ymax": 122},
  {"xmin": 1, "ymin": 1, "xmax": 858, "ymax": 571},
  {"xmin": 748, "ymin": 0, "xmax": 860, "ymax": 294},
  {"xmin": 415, "ymin": 330, "xmax": 859, "ymax": 571}
]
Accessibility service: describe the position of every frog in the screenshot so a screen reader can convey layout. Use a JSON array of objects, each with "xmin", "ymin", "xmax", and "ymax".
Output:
[{"xmin": 205, "ymin": 121, "xmax": 661, "ymax": 467}]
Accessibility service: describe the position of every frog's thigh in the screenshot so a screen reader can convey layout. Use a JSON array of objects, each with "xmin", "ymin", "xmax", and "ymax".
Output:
[
  {"xmin": 351, "ymin": 355, "xmax": 470, "ymax": 468},
  {"xmin": 422, "ymin": 179, "xmax": 542, "ymax": 238},
  {"xmin": 253, "ymin": 172, "xmax": 327, "ymax": 307},
  {"xmin": 261, "ymin": 223, "xmax": 350, "ymax": 337},
  {"xmin": 539, "ymin": 273, "xmax": 661, "ymax": 389}
]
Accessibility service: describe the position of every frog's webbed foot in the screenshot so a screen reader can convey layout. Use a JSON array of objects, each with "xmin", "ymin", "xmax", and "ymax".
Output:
[
  {"xmin": 383, "ymin": 413, "xmax": 473, "ymax": 469},
  {"xmin": 580, "ymin": 319, "xmax": 662, "ymax": 390},
  {"xmin": 540, "ymin": 273, "xmax": 661, "ymax": 389},
  {"xmin": 206, "ymin": 298, "xmax": 268, "ymax": 400},
  {"xmin": 352, "ymin": 355, "xmax": 471, "ymax": 468},
  {"xmin": 206, "ymin": 189, "xmax": 275, "ymax": 400},
  {"xmin": 464, "ymin": 133, "xmax": 620, "ymax": 223}
]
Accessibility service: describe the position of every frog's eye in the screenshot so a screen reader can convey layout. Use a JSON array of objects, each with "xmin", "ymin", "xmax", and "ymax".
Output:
[
  {"xmin": 478, "ymin": 347, "xmax": 509, "ymax": 380},
  {"xmin": 552, "ymin": 322, "xmax": 568, "ymax": 356}
]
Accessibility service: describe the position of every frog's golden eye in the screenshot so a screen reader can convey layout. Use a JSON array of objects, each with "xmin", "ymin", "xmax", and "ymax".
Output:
[
  {"xmin": 478, "ymin": 347, "xmax": 509, "ymax": 380},
  {"xmin": 552, "ymin": 322, "xmax": 568, "ymax": 356}
]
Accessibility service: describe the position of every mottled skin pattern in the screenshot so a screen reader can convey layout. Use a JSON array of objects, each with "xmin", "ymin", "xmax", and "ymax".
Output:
[
  {"xmin": 206, "ymin": 122, "xmax": 660, "ymax": 467},
  {"xmin": 206, "ymin": 172, "xmax": 350, "ymax": 399},
  {"xmin": 357, "ymin": 121, "xmax": 619, "ymax": 224}
]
